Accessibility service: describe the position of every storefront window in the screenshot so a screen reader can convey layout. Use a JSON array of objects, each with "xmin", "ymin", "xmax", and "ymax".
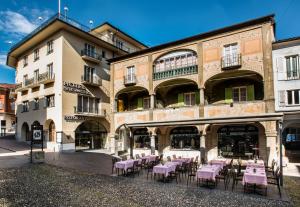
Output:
[
  {"xmin": 171, "ymin": 127, "xmax": 200, "ymax": 149},
  {"xmin": 133, "ymin": 128, "xmax": 150, "ymax": 149},
  {"xmin": 218, "ymin": 125, "xmax": 258, "ymax": 158}
]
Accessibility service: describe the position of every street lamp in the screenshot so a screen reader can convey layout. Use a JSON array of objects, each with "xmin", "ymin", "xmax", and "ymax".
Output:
[{"xmin": 278, "ymin": 120, "xmax": 283, "ymax": 186}]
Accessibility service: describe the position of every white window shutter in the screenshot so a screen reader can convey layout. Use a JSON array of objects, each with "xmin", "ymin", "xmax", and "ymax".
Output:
[
  {"xmin": 276, "ymin": 57, "xmax": 285, "ymax": 80},
  {"xmin": 278, "ymin": 90, "xmax": 286, "ymax": 107}
]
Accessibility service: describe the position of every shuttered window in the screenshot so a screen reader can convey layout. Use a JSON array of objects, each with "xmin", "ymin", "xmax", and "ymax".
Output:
[
  {"xmin": 286, "ymin": 55, "xmax": 300, "ymax": 79},
  {"xmin": 177, "ymin": 93, "xmax": 184, "ymax": 106},
  {"xmin": 184, "ymin": 92, "xmax": 196, "ymax": 106}
]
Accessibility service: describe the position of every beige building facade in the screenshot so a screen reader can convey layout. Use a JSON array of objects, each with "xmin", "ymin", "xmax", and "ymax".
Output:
[
  {"xmin": 109, "ymin": 15, "xmax": 282, "ymax": 165},
  {"xmin": 7, "ymin": 14, "xmax": 146, "ymax": 151}
]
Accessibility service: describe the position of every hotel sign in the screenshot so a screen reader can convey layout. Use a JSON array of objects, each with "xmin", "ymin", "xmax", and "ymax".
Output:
[
  {"xmin": 64, "ymin": 115, "xmax": 87, "ymax": 122},
  {"xmin": 63, "ymin": 81, "xmax": 91, "ymax": 95}
]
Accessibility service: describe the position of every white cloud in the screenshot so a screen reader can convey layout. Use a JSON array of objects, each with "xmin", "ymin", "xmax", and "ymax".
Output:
[
  {"xmin": 0, "ymin": 54, "xmax": 10, "ymax": 69},
  {"xmin": 0, "ymin": 11, "xmax": 37, "ymax": 34}
]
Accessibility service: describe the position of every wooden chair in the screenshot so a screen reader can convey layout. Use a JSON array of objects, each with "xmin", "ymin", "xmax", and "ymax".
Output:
[
  {"xmin": 187, "ymin": 163, "xmax": 197, "ymax": 186},
  {"xmin": 167, "ymin": 156, "xmax": 171, "ymax": 162},
  {"xmin": 169, "ymin": 164, "xmax": 180, "ymax": 184},
  {"xmin": 231, "ymin": 165, "xmax": 243, "ymax": 191},
  {"xmin": 141, "ymin": 153, "xmax": 145, "ymax": 157},
  {"xmin": 112, "ymin": 157, "xmax": 119, "ymax": 174},
  {"xmin": 216, "ymin": 166, "xmax": 229, "ymax": 190},
  {"xmin": 135, "ymin": 154, "xmax": 141, "ymax": 159},
  {"xmin": 267, "ymin": 166, "xmax": 281, "ymax": 197},
  {"xmin": 147, "ymin": 161, "xmax": 155, "ymax": 180},
  {"xmin": 172, "ymin": 154, "xmax": 177, "ymax": 160}
]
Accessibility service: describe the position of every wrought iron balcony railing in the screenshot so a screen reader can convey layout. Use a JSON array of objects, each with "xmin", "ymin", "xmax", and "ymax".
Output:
[
  {"xmin": 38, "ymin": 71, "xmax": 55, "ymax": 83},
  {"xmin": 74, "ymin": 106, "xmax": 105, "ymax": 116},
  {"xmin": 153, "ymin": 65, "xmax": 198, "ymax": 80},
  {"xmin": 81, "ymin": 75, "xmax": 102, "ymax": 86},
  {"xmin": 81, "ymin": 49, "xmax": 102, "ymax": 62},
  {"xmin": 221, "ymin": 53, "xmax": 242, "ymax": 69},
  {"xmin": 124, "ymin": 74, "xmax": 137, "ymax": 86}
]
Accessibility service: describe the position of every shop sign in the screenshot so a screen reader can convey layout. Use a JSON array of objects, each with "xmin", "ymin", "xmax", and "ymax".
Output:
[
  {"xmin": 64, "ymin": 115, "xmax": 87, "ymax": 122},
  {"xmin": 63, "ymin": 81, "xmax": 91, "ymax": 95}
]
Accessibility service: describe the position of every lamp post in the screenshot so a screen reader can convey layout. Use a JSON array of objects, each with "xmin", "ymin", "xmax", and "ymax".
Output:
[{"xmin": 278, "ymin": 120, "xmax": 283, "ymax": 186}]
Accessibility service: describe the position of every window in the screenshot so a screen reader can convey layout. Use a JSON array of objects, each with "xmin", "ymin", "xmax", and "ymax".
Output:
[
  {"xmin": 287, "ymin": 90, "xmax": 300, "ymax": 105},
  {"xmin": 143, "ymin": 97, "xmax": 150, "ymax": 109},
  {"xmin": 10, "ymin": 102, "xmax": 15, "ymax": 111},
  {"xmin": 77, "ymin": 95, "xmax": 99, "ymax": 114},
  {"xmin": 34, "ymin": 69, "xmax": 39, "ymax": 82},
  {"xmin": 45, "ymin": 95, "xmax": 55, "ymax": 108},
  {"xmin": 33, "ymin": 98, "xmax": 39, "ymax": 110},
  {"xmin": 126, "ymin": 66, "xmax": 135, "ymax": 82},
  {"xmin": 83, "ymin": 66, "xmax": 96, "ymax": 83},
  {"xmin": 23, "ymin": 56, "xmax": 28, "ymax": 67},
  {"xmin": 102, "ymin": 50, "xmax": 106, "ymax": 59},
  {"xmin": 22, "ymin": 101, "xmax": 29, "ymax": 112},
  {"xmin": 1, "ymin": 120, "xmax": 6, "ymax": 127},
  {"xmin": 23, "ymin": 75, "xmax": 28, "ymax": 86},
  {"xmin": 47, "ymin": 63, "xmax": 54, "ymax": 78},
  {"xmin": 170, "ymin": 127, "xmax": 200, "ymax": 149},
  {"xmin": 233, "ymin": 87, "xmax": 247, "ymax": 102},
  {"xmin": 223, "ymin": 43, "xmax": 239, "ymax": 67},
  {"xmin": 116, "ymin": 40, "xmax": 123, "ymax": 49},
  {"xmin": 84, "ymin": 43, "xmax": 95, "ymax": 57},
  {"xmin": 47, "ymin": 40, "xmax": 53, "ymax": 54},
  {"xmin": 0, "ymin": 101, "xmax": 3, "ymax": 110},
  {"xmin": 286, "ymin": 55, "xmax": 299, "ymax": 79},
  {"xmin": 34, "ymin": 49, "xmax": 39, "ymax": 61},
  {"xmin": 184, "ymin": 92, "xmax": 196, "ymax": 106}
]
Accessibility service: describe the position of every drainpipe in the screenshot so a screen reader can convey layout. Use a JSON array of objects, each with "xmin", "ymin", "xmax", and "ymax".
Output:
[{"xmin": 278, "ymin": 120, "xmax": 283, "ymax": 186}]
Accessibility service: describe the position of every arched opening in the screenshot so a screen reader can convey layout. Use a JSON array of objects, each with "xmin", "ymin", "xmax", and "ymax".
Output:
[
  {"xmin": 21, "ymin": 122, "xmax": 30, "ymax": 141},
  {"xmin": 75, "ymin": 120, "xmax": 107, "ymax": 151},
  {"xmin": 155, "ymin": 79, "xmax": 199, "ymax": 108},
  {"xmin": 48, "ymin": 121, "xmax": 56, "ymax": 142},
  {"xmin": 115, "ymin": 86, "xmax": 150, "ymax": 112},
  {"xmin": 283, "ymin": 123, "xmax": 300, "ymax": 150},
  {"xmin": 153, "ymin": 50, "xmax": 197, "ymax": 80},
  {"xmin": 217, "ymin": 125, "xmax": 259, "ymax": 158},
  {"xmin": 170, "ymin": 126, "xmax": 200, "ymax": 149},
  {"xmin": 204, "ymin": 71, "xmax": 263, "ymax": 104},
  {"xmin": 32, "ymin": 120, "xmax": 40, "ymax": 126}
]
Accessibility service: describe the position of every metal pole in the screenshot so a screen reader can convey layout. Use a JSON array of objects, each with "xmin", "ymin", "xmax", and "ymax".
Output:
[
  {"xmin": 58, "ymin": 0, "xmax": 61, "ymax": 15},
  {"xmin": 279, "ymin": 121, "xmax": 283, "ymax": 186}
]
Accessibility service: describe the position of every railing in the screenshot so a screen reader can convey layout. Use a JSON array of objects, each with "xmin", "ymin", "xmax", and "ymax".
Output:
[
  {"xmin": 24, "ymin": 78, "xmax": 34, "ymax": 87},
  {"xmin": 15, "ymin": 83, "xmax": 22, "ymax": 90},
  {"xmin": 287, "ymin": 72, "xmax": 300, "ymax": 80},
  {"xmin": 10, "ymin": 13, "xmax": 90, "ymax": 52},
  {"xmin": 97, "ymin": 35, "xmax": 134, "ymax": 53},
  {"xmin": 221, "ymin": 53, "xmax": 242, "ymax": 69},
  {"xmin": 74, "ymin": 106, "xmax": 105, "ymax": 116},
  {"xmin": 81, "ymin": 49, "xmax": 102, "ymax": 61},
  {"xmin": 38, "ymin": 71, "xmax": 55, "ymax": 82},
  {"xmin": 124, "ymin": 74, "xmax": 137, "ymax": 85},
  {"xmin": 153, "ymin": 65, "xmax": 198, "ymax": 80},
  {"xmin": 81, "ymin": 75, "xmax": 102, "ymax": 86}
]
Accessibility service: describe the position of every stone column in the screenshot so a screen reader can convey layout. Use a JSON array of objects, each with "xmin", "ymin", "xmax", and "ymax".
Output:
[
  {"xmin": 150, "ymin": 133, "xmax": 156, "ymax": 155},
  {"xmin": 266, "ymin": 133, "xmax": 278, "ymax": 167},
  {"xmin": 200, "ymin": 133, "xmax": 206, "ymax": 162},
  {"xmin": 150, "ymin": 94, "xmax": 155, "ymax": 109},
  {"xmin": 110, "ymin": 134, "xmax": 116, "ymax": 155},
  {"xmin": 200, "ymin": 88, "xmax": 205, "ymax": 106}
]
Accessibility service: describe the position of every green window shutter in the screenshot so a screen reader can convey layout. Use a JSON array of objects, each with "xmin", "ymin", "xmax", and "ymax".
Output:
[
  {"xmin": 195, "ymin": 91, "xmax": 200, "ymax": 105},
  {"xmin": 178, "ymin": 93, "xmax": 184, "ymax": 106},
  {"xmin": 137, "ymin": 97, "xmax": 143, "ymax": 109},
  {"xmin": 247, "ymin": 85, "xmax": 255, "ymax": 101},
  {"xmin": 225, "ymin": 88, "xmax": 233, "ymax": 103}
]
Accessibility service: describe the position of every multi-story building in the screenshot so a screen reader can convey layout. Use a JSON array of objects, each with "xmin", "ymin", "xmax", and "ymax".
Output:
[
  {"xmin": 273, "ymin": 37, "xmax": 300, "ymax": 151},
  {"xmin": 0, "ymin": 84, "xmax": 16, "ymax": 136},
  {"xmin": 109, "ymin": 14, "xmax": 282, "ymax": 165},
  {"xmin": 6, "ymin": 14, "xmax": 146, "ymax": 151}
]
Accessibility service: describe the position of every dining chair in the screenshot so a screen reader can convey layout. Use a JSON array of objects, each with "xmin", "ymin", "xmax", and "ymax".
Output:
[
  {"xmin": 267, "ymin": 166, "xmax": 281, "ymax": 197},
  {"xmin": 167, "ymin": 156, "xmax": 171, "ymax": 162},
  {"xmin": 141, "ymin": 153, "xmax": 145, "ymax": 157},
  {"xmin": 187, "ymin": 163, "xmax": 197, "ymax": 186},
  {"xmin": 172, "ymin": 154, "xmax": 177, "ymax": 160},
  {"xmin": 216, "ymin": 166, "xmax": 229, "ymax": 190}
]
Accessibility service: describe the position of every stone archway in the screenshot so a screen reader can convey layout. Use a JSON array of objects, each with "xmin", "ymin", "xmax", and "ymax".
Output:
[{"xmin": 48, "ymin": 121, "xmax": 56, "ymax": 142}]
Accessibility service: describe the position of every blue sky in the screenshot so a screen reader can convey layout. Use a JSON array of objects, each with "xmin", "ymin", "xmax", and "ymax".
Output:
[{"xmin": 0, "ymin": 0, "xmax": 299, "ymax": 84}]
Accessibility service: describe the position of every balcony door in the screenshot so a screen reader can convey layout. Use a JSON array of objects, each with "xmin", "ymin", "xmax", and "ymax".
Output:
[
  {"xmin": 126, "ymin": 66, "xmax": 135, "ymax": 83},
  {"xmin": 84, "ymin": 43, "xmax": 95, "ymax": 57},
  {"xmin": 223, "ymin": 43, "xmax": 238, "ymax": 67},
  {"xmin": 84, "ymin": 66, "xmax": 95, "ymax": 83}
]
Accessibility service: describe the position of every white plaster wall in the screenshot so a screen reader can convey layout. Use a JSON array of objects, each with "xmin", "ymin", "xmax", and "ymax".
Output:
[{"xmin": 273, "ymin": 44, "xmax": 300, "ymax": 112}]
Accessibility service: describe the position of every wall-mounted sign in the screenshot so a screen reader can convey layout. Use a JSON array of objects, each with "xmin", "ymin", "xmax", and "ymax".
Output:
[
  {"xmin": 63, "ymin": 81, "xmax": 91, "ymax": 96},
  {"xmin": 64, "ymin": 115, "xmax": 87, "ymax": 122},
  {"xmin": 33, "ymin": 129, "xmax": 42, "ymax": 140}
]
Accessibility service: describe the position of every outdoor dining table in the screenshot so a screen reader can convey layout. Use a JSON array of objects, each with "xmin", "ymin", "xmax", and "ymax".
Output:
[
  {"xmin": 196, "ymin": 164, "xmax": 222, "ymax": 181},
  {"xmin": 172, "ymin": 158, "xmax": 192, "ymax": 164},
  {"xmin": 153, "ymin": 162, "xmax": 177, "ymax": 177},
  {"xmin": 114, "ymin": 159, "xmax": 135, "ymax": 171},
  {"xmin": 142, "ymin": 155, "xmax": 157, "ymax": 163},
  {"xmin": 246, "ymin": 159, "xmax": 265, "ymax": 168},
  {"xmin": 210, "ymin": 158, "xmax": 229, "ymax": 168},
  {"xmin": 242, "ymin": 167, "xmax": 267, "ymax": 186}
]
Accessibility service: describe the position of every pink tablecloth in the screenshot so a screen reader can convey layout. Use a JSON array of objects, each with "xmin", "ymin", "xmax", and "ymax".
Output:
[
  {"xmin": 142, "ymin": 155, "xmax": 157, "ymax": 163},
  {"xmin": 172, "ymin": 158, "xmax": 191, "ymax": 164},
  {"xmin": 210, "ymin": 159, "xmax": 228, "ymax": 168},
  {"xmin": 114, "ymin": 160, "xmax": 135, "ymax": 171},
  {"xmin": 196, "ymin": 165, "xmax": 221, "ymax": 181},
  {"xmin": 246, "ymin": 160, "xmax": 265, "ymax": 168},
  {"xmin": 242, "ymin": 167, "xmax": 267, "ymax": 186},
  {"xmin": 153, "ymin": 162, "xmax": 176, "ymax": 177}
]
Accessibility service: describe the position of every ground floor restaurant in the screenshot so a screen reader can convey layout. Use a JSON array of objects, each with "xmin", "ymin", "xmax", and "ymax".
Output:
[{"xmin": 114, "ymin": 114, "xmax": 283, "ymax": 167}]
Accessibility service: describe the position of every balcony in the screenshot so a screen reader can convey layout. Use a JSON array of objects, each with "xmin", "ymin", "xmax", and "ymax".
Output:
[
  {"xmin": 153, "ymin": 65, "xmax": 198, "ymax": 81},
  {"xmin": 81, "ymin": 49, "xmax": 102, "ymax": 64},
  {"xmin": 24, "ymin": 78, "xmax": 34, "ymax": 88},
  {"xmin": 14, "ymin": 83, "xmax": 22, "ymax": 92},
  {"xmin": 124, "ymin": 74, "xmax": 137, "ymax": 86},
  {"xmin": 39, "ymin": 72, "xmax": 55, "ymax": 84},
  {"xmin": 74, "ymin": 106, "xmax": 105, "ymax": 117},
  {"xmin": 81, "ymin": 75, "xmax": 102, "ymax": 86},
  {"xmin": 221, "ymin": 53, "xmax": 242, "ymax": 70},
  {"xmin": 204, "ymin": 101, "xmax": 265, "ymax": 118}
]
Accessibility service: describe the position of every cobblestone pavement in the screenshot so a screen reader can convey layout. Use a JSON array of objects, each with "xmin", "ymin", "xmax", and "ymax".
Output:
[{"xmin": 0, "ymin": 164, "xmax": 292, "ymax": 207}]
